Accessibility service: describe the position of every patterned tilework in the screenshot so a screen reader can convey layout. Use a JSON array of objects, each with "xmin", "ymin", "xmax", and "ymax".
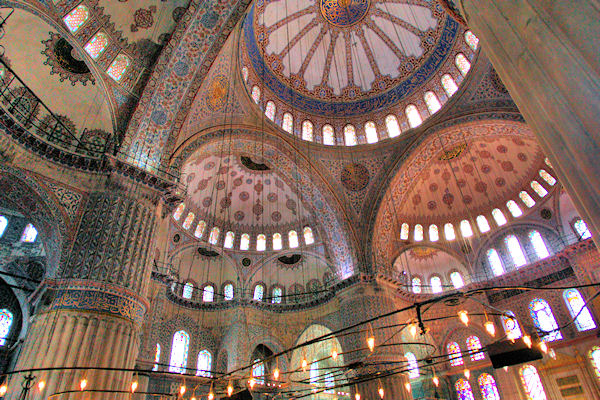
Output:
[{"xmin": 45, "ymin": 182, "xmax": 82, "ymax": 221}]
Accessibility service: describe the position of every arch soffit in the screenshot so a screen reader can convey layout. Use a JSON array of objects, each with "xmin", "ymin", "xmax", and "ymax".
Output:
[
  {"xmin": 247, "ymin": 249, "xmax": 335, "ymax": 283},
  {"xmin": 393, "ymin": 244, "xmax": 471, "ymax": 277}
]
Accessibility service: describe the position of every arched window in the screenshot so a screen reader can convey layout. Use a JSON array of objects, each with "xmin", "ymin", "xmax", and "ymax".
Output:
[
  {"xmin": 169, "ymin": 330, "xmax": 190, "ymax": 373},
  {"xmin": 414, "ymin": 224, "xmax": 424, "ymax": 241},
  {"xmin": 530, "ymin": 181, "xmax": 548, "ymax": 197},
  {"xmin": 282, "ymin": 112, "xmax": 294, "ymax": 133},
  {"xmin": 476, "ymin": 215, "xmax": 490, "ymax": 233},
  {"xmin": 519, "ymin": 191, "xmax": 536, "ymax": 208},
  {"xmin": 529, "ymin": 298, "xmax": 562, "ymax": 342},
  {"xmin": 107, "ymin": 54, "xmax": 131, "ymax": 82},
  {"xmin": 152, "ymin": 343, "xmax": 161, "ymax": 371},
  {"xmin": 539, "ymin": 170, "xmax": 556, "ymax": 186},
  {"xmin": 265, "ymin": 101, "xmax": 276, "ymax": 121},
  {"xmin": 441, "ymin": 74, "xmax": 458, "ymax": 96},
  {"xmin": 430, "ymin": 276, "xmax": 443, "ymax": 293},
  {"xmin": 256, "ymin": 234, "xmax": 266, "ymax": 251},
  {"xmin": 20, "ymin": 224, "xmax": 37, "ymax": 243},
  {"xmin": 0, "ymin": 310, "xmax": 13, "ymax": 346},
  {"xmin": 502, "ymin": 311, "xmax": 523, "ymax": 340},
  {"xmin": 272, "ymin": 287, "xmax": 283, "ymax": 304},
  {"xmin": 385, "ymin": 115, "xmax": 401, "ymax": 138},
  {"xmin": 182, "ymin": 212, "xmax": 195, "ymax": 229},
  {"xmin": 491, "ymin": 208, "xmax": 507, "ymax": 226},
  {"xmin": 272, "ymin": 233, "xmax": 282, "ymax": 250},
  {"xmin": 322, "ymin": 124, "xmax": 335, "ymax": 145},
  {"xmin": 302, "ymin": 120, "xmax": 314, "ymax": 141},
  {"xmin": 400, "ymin": 223, "xmax": 410, "ymax": 240},
  {"xmin": 253, "ymin": 284, "xmax": 265, "ymax": 301},
  {"xmin": 487, "ymin": 249, "xmax": 505, "ymax": 276},
  {"xmin": 288, "ymin": 230, "xmax": 299, "ymax": 248},
  {"xmin": 455, "ymin": 378, "xmax": 475, "ymax": 400},
  {"xmin": 429, "ymin": 224, "xmax": 439, "ymax": 242},
  {"xmin": 344, "ymin": 125, "xmax": 357, "ymax": 146},
  {"xmin": 478, "ymin": 373, "xmax": 500, "ymax": 400},
  {"xmin": 195, "ymin": 220, "xmax": 206, "ymax": 239},
  {"xmin": 182, "ymin": 282, "xmax": 193, "ymax": 299},
  {"xmin": 464, "ymin": 30, "xmax": 479, "ymax": 51},
  {"xmin": 252, "ymin": 359, "xmax": 265, "ymax": 384},
  {"xmin": 202, "ymin": 285, "xmax": 214, "ymax": 302},
  {"xmin": 545, "ymin": 157, "xmax": 553, "ymax": 168},
  {"xmin": 405, "ymin": 352, "xmax": 419, "ymax": 378},
  {"xmin": 240, "ymin": 233, "xmax": 250, "ymax": 250},
  {"xmin": 84, "ymin": 32, "xmax": 109, "ymax": 60},
  {"xmin": 405, "ymin": 105, "xmax": 422, "ymax": 128},
  {"xmin": 64, "ymin": 4, "xmax": 89, "ymax": 33},
  {"xmin": 365, "ymin": 121, "xmax": 378, "ymax": 143},
  {"xmin": 197, "ymin": 350, "xmax": 212, "ymax": 377},
  {"xmin": 424, "ymin": 91, "xmax": 442, "ymax": 114},
  {"xmin": 173, "ymin": 204, "xmax": 185, "ymax": 220},
  {"xmin": 444, "ymin": 223, "xmax": 456, "ymax": 241},
  {"xmin": 455, "ymin": 53, "xmax": 471, "ymax": 76},
  {"xmin": 574, "ymin": 219, "xmax": 592, "ymax": 239},
  {"xmin": 563, "ymin": 289, "xmax": 596, "ymax": 331},
  {"xmin": 303, "ymin": 227, "xmax": 315, "ymax": 245},
  {"xmin": 0, "ymin": 216, "xmax": 7, "ymax": 238},
  {"xmin": 450, "ymin": 271, "xmax": 464, "ymax": 289},
  {"xmin": 519, "ymin": 365, "xmax": 547, "ymax": 400},
  {"xmin": 224, "ymin": 231, "xmax": 235, "ymax": 249},
  {"xmin": 224, "ymin": 283, "xmax": 234, "ymax": 300},
  {"xmin": 505, "ymin": 235, "xmax": 527, "ymax": 267},
  {"xmin": 506, "ymin": 200, "xmax": 523, "ymax": 217},
  {"xmin": 208, "ymin": 227, "xmax": 220, "ymax": 245},
  {"xmin": 460, "ymin": 220, "xmax": 473, "ymax": 237},
  {"xmin": 529, "ymin": 230, "xmax": 549, "ymax": 259},
  {"xmin": 412, "ymin": 277, "xmax": 422, "ymax": 294},
  {"xmin": 466, "ymin": 336, "xmax": 484, "ymax": 361},
  {"xmin": 242, "ymin": 66, "xmax": 249, "ymax": 82},
  {"xmin": 251, "ymin": 86, "xmax": 261, "ymax": 103},
  {"xmin": 447, "ymin": 341, "xmax": 464, "ymax": 366},
  {"xmin": 589, "ymin": 346, "xmax": 600, "ymax": 378}
]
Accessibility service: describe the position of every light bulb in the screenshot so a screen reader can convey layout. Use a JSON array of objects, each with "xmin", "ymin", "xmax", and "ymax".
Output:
[
  {"xmin": 433, "ymin": 376, "xmax": 439, "ymax": 387},
  {"xmin": 38, "ymin": 381, "xmax": 45, "ymax": 391},
  {"xmin": 484, "ymin": 321, "xmax": 496, "ymax": 336},
  {"xmin": 540, "ymin": 342, "xmax": 548, "ymax": 354},
  {"xmin": 355, "ymin": 392, "xmax": 361, "ymax": 400},
  {"xmin": 131, "ymin": 381, "xmax": 138, "ymax": 392},
  {"xmin": 180, "ymin": 385, "xmax": 186, "ymax": 395},
  {"xmin": 409, "ymin": 323, "xmax": 417, "ymax": 338},
  {"xmin": 523, "ymin": 335, "xmax": 532, "ymax": 348},
  {"xmin": 208, "ymin": 391, "xmax": 215, "ymax": 400},
  {"xmin": 191, "ymin": 397, "xmax": 197, "ymax": 400},
  {"xmin": 80, "ymin": 379, "xmax": 87, "ymax": 391},
  {"xmin": 227, "ymin": 383, "xmax": 234, "ymax": 397},
  {"xmin": 301, "ymin": 357, "xmax": 308, "ymax": 371},
  {"xmin": 273, "ymin": 368, "xmax": 280, "ymax": 380},
  {"xmin": 367, "ymin": 336, "xmax": 375, "ymax": 352},
  {"xmin": 332, "ymin": 349, "xmax": 338, "ymax": 360},
  {"xmin": 378, "ymin": 387, "xmax": 385, "ymax": 399},
  {"xmin": 464, "ymin": 369, "xmax": 470, "ymax": 379},
  {"xmin": 404, "ymin": 382, "xmax": 411, "ymax": 392},
  {"xmin": 458, "ymin": 310, "xmax": 469, "ymax": 326},
  {"xmin": 0, "ymin": 385, "xmax": 7, "ymax": 395},
  {"xmin": 249, "ymin": 378, "xmax": 256, "ymax": 389}
]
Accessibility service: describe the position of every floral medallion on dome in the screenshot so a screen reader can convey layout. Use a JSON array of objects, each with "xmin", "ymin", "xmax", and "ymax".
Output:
[
  {"xmin": 41, "ymin": 33, "xmax": 94, "ymax": 86},
  {"xmin": 320, "ymin": 0, "xmax": 371, "ymax": 27},
  {"xmin": 341, "ymin": 163, "xmax": 370, "ymax": 191},
  {"xmin": 408, "ymin": 246, "xmax": 437, "ymax": 260}
]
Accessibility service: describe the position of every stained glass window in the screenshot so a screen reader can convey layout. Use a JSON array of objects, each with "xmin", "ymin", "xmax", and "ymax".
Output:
[
  {"xmin": 152, "ymin": 343, "xmax": 161, "ymax": 371},
  {"xmin": 589, "ymin": 346, "xmax": 600, "ymax": 378},
  {"xmin": 20, "ymin": 224, "xmax": 37, "ymax": 243},
  {"xmin": 240, "ymin": 233, "xmax": 250, "ymax": 250},
  {"xmin": 455, "ymin": 53, "xmax": 471, "ymax": 76},
  {"xmin": 445, "ymin": 223, "xmax": 456, "ymax": 241},
  {"xmin": 574, "ymin": 219, "xmax": 592, "ymax": 239},
  {"xmin": 209, "ymin": 227, "xmax": 220, "ymax": 245},
  {"xmin": 256, "ymin": 234, "xmax": 266, "ymax": 251},
  {"xmin": 520, "ymin": 365, "xmax": 547, "ymax": 400},
  {"xmin": 431, "ymin": 276, "xmax": 443, "ymax": 293},
  {"xmin": 169, "ymin": 330, "xmax": 190, "ymax": 373},
  {"xmin": 310, "ymin": 361, "xmax": 319, "ymax": 385},
  {"xmin": 107, "ymin": 54, "xmax": 131, "ymax": 82},
  {"xmin": 253, "ymin": 284, "xmax": 265, "ymax": 301},
  {"xmin": 405, "ymin": 352, "xmax": 419, "ymax": 378},
  {"xmin": 302, "ymin": 120, "xmax": 314, "ymax": 141},
  {"xmin": 502, "ymin": 311, "xmax": 522, "ymax": 340},
  {"xmin": 450, "ymin": 271, "xmax": 464, "ymax": 289},
  {"xmin": 224, "ymin": 231, "xmax": 235, "ymax": 248},
  {"xmin": 272, "ymin": 287, "xmax": 283, "ymax": 304},
  {"xmin": 288, "ymin": 230, "xmax": 299, "ymax": 248},
  {"xmin": 424, "ymin": 91, "xmax": 442, "ymax": 114},
  {"xmin": 529, "ymin": 230, "xmax": 549, "ymax": 259},
  {"xmin": 400, "ymin": 223, "xmax": 410, "ymax": 240},
  {"xmin": 429, "ymin": 224, "xmax": 439, "ymax": 242},
  {"xmin": 447, "ymin": 342, "xmax": 464, "ymax": 366},
  {"xmin": 272, "ymin": 233, "xmax": 282, "ymax": 250},
  {"xmin": 405, "ymin": 105, "xmax": 422, "ymax": 128},
  {"xmin": 195, "ymin": 220, "xmax": 206, "ymax": 239},
  {"xmin": 545, "ymin": 157, "xmax": 553, "ymax": 168},
  {"xmin": 507, "ymin": 200, "xmax": 523, "ymax": 217},
  {"xmin": 224, "ymin": 283, "xmax": 234, "ymax": 300},
  {"xmin": 441, "ymin": 74, "xmax": 458, "ymax": 96},
  {"xmin": 539, "ymin": 170, "xmax": 556, "ymax": 186},
  {"xmin": 173, "ymin": 204, "xmax": 185, "ymax": 220},
  {"xmin": 412, "ymin": 277, "xmax": 422, "ymax": 294},
  {"xmin": 460, "ymin": 220, "xmax": 473, "ymax": 238},
  {"xmin": 519, "ymin": 191, "xmax": 536, "ymax": 208},
  {"xmin": 0, "ymin": 216, "xmax": 7, "ymax": 238},
  {"xmin": 303, "ymin": 227, "xmax": 314, "ymax": 245},
  {"xmin": 242, "ymin": 66, "xmax": 249, "ymax": 82},
  {"xmin": 182, "ymin": 282, "xmax": 193, "ymax": 299},
  {"xmin": 253, "ymin": 359, "xmax": 265, "ymax": 383},
  {"xmin": 492, "ymin": 208, "xmax": 507, "ymax": 226},
  {"xmin": 64, "ymin": 4, "xmax": 89, "ymax": 33},
  {"xmin": 182, "ymin": 212, "xmax": 195, "ymax": 229},
  {"xmin": 487, "ymin": 249, "xmax": 505, "ymax": 276},
  {"xmin": 505, "ymin": 235, "xmax": 527, "ymax": 267},
  {"xmin": 84, "ymin": 32, "xmax": 109, "ymax": 60},
  {"xmin": 414, "ymin": 224, "xmax": 424, "ymax": 241},
  {"xmin": 364, "ymin": 121, "xmax": 378, "ymax": 143},
  {"xmin": 385, "ymin": 115, "xmax": 401, "ymax": 138},
  {"xmin": 476, "ymin": 215, "xmax": 490, "ymax": 233},
  {"xmin": 466, "ymin": 336, "xmax": 484, "ymax": 361},
  {"xmin": 530, "ymin": 181, "xmax": 547, "ymax": 198},
  {"xmin": 564, "ymin": 289, "xmax": 596, "ymax": 331},
  {"xmin": 265, "ymin": 101, "xmax": 276, "ymax": 121},
  {"xmin": 197, "ymin": 350, "xmax": 212, "ymax": 377},
  {"xmin": 455, "ymin": 378, "xmax": 475, "ymax": 400},
  {"xmin": 203, "ymin": 285, "xmax": 214, "ymax": 302},
  {"xmin": 529, "ymin": 298, "xmax": 562, "ymax": 342},
  {"xmin": 0, "ymin": 309, "xmax": 12, "ymax": 347},
  {"xmin": 251, "ymin": 86, "xmax": 261, "ymax": 103},
  {"xmin": 282, "ymin": 113, "xmax": 294, "ymax": 133},
  {"xmin": 478, "ymin": 373, "xmax": 500, "ymax": 400},
  {"xmin": 344, "ymin": 125, "xmax": 357, "ymax": 146},
  {"xmin": 464, "ymin": 30, "xmax": 479, "ymax": 51},
  {"xmin": 322, "ymin": 124, "xmax": 335, "ymax": 145}
]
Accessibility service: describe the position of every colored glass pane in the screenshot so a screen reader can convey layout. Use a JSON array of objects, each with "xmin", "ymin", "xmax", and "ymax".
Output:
[
  {"xmin": 253, "ymin": 360, "xmax": 265, "ymax": 383},
  {"xmin": 507, "ymin": 200, "xmax": 523, "ymax": 217},
  {"xmin": 272, "ymin": 287, "xmax": 283, "ymax": 304},
  {"xmin": 400, "ymin": 223, "xmax": 410, "ymax": 240},
  {"xmin": 224, "ymin": 283, "xmax": 234, "ymax": 300},
  {"xmin": 20, "ymin": 224, "xmax": 37, "ymax": 243},
  {"xmin": 344, "ymin": 125, "xmax": 357, "ymax": 146},
  {"xmin": 64, "ymin": 4, "xmax": 89, "ymax": 33},
  {"xmin": 529, "ymin": 230, "xmax": 549, "ymax": 259},
  {"xmin": 169, "ymin": 330, "xmax": 190, "ymax": 373},
  {"xmin": 429, "ymin": 224, "xmax": 439, "ymax": 242},
  {"xmin": 539, "ymin": 170, "xmax": 556, "ymax": 186},
  {"xmin": 385, "ymin": 115, "xmax": 401, "ymax": 138},
  {"xmin": 107, "ymin": 54, "xmax": 131, "ymax": 82},
  {"xmin": 152, "ymin": 343, "xmax": 161, "ymax": 371},
  {"xmin": 256, "ymin": 234, "xmax": 266, "ymax": 251},
  {"xmin": 574, "ymin": 219, "xmax": 592, "ymax": 239},
  {"xmin": 194, "ymin": 220, "xmax": 206, "ymax": 239},
  {"xmin": 589, "ymin": 346, "xmax": 600, "ymax": 378},
  {"xmin": 564, "ymin": 289, "xmax": 596, "ymax": 331},
  {"xmin": 272, "ymin": 233, "xmax": 282, "ymax": 250},
  {"xmin": 445, "ymin": 223, "xmax": 456, "ymax": 240},
  {"xmin": 505, "ymin": 235, "xmax": 527, "ymax": 267},
  {"xmin": 182, "ymin": 212, "xmax": 194, "ymax": 229},
  {"xmin": 303, "ymin": 227, "xmax": 314, "ymax": 245},
  {"xmin": 478, "ymin": 373, "xmax": 500, "ymax": 400},
  {"xmin": 431, "ymin": 276, "xmax": 443, "ymax": 293},
  {"xmin": 405, "ymin": 352, "xmax": 419, "ymax": 378},
  {"xmin": 492, "ymin": 208, "xmax": 507, "ymax": 226},
  {"xmin": 455, "ymin": 378, "xmax": 475, "ymax": 400},
  {"xmin": 487, "ymin": 249, "xmax": 504, "ymax": 276},
  {"xmin": 448, "ymin": 342, "xmax": 463, "ymax": 366},
  {"xmin": 466, "ymin": 336, "xmax": 484, "ymax": 361},
  {"xmin": 412, "ymin": 277, "xmax": 422, "ymax": 294},
  {"xmin": 531, "ymin": 181, "xmax": 548, "ymax": 197},
  {"xmin": 405, "ymin": 104, "xmax": 422, "ymax": 128},
  {"xmin": 519, "ymin": 191, "xmax": 536, "ymax": 208},
  {"xmin": 529, "ymin": 298, "xmax": 562, "ymax": 342},
  {"xmin": 322, "ymin": 124, "xmax": 335, "ymax": 145},
  {"xmin": 282, "ymin": 112, "xmax": 294, "ymax": 133},
  {"xmin": 424, "ymin": 91, "xmax": 442, "ymax": 114},
  {"xmin": 182, "ymin": 282, "xmax": 193, "ymax": 299},
  {"xmin": 197, "ymin": 350, "xmax": 212, "ymax": 377},
  {"xmin": 365, "ymin": 121, "xmax": 378, "ymax": 143},
  {"xmin": 251, "ymin": 86, "xmax": 261, "ymax": 103},
  {"xmin": 84, "ymin": 32, "xmax": 109, "ymax": 60},
  {"xmin": 209, "ymin": 227, "xmax": 220, "ymax": 245},
  {"xmin": 224, "ymin": 231, "xmax": 235, "ymax": 248},
  {"xmin": 0, "ymin": 216, "xmax": 7, "ymax": 238},
  {"xmin": 253, "ymin": 284, "xmax": 264, "ymax": 301},
  {"xmin": 455, "ymin": 53, "xmax": 471, "ymax": 76},
  {"xmin": 414, "ymin": 224, "xmax": 424, "ymax": 241},
  {"xmin": 242, "ymin": 66, "xmax": 249, "ymax": 82},
  {"xmin": 302, "ymin": 120, "xmax": 314, "ymax": 141},
  {"xmin": 173, "ymin": 204, "xmax": 185, "ymax": 220},
  {"xmin": 441, "ymin": 74, "xmax": 458, "ymax": 96},
  {"xmin": 451, "ymin": 271, "xmax": 464, "ymax": 289},
  {"xmin": 0, "ymin": 309, "xmax": 12, "ymax": 346},
  {"xmin": 520, "ymin": 365, "xmax": 547, "ymax": 400},
  {"xmin": 501, "ymin": 311, "xmax": 522, "ymax": 340},
  {"xmin": 265, "ymin": 101, "xmax": 276, "ymax": 121},
  {"xmin": 464, "ymin": 30, "xmax": 479, "ymax": 51},
  {"xmin": 203, "ymin": 285, "xmax": 214, "ymax": 302},
  {"xmin": 240, "ymin": 233, "xmax": 250, "ymax": 250},
  {"xmin": 477, "ymin": 215, "xmax": 490, "ymax": 233},
  {"xmin": 460, "ymin": 220, "xmax": 473, "ymax": 237},
  {"xmin": 288, "ymin": 230, "xmax": 299, "ymax": 248}
]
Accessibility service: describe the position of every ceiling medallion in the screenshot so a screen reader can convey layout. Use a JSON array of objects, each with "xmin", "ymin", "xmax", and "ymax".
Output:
[{"xmin": 320, "ymin": 0, "xmax": 371, "ymax": 27}]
